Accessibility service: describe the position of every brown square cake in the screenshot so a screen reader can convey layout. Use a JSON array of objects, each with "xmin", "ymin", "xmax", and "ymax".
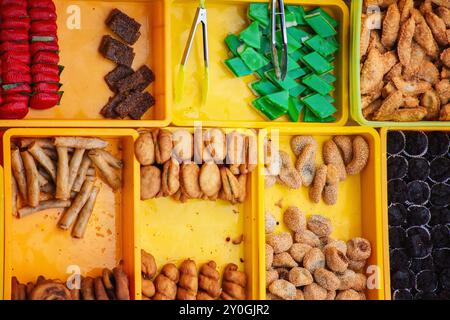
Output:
[
  {"xmin": 100, "ymin": 93, "xmax": 126, "ymax": 118},
  {"xmin": 115, "ymin": 91, "xmax": 155, "ymax": 119},
  {"xmin": 99, "ymin": 35, "xmax": 135, "ymax": 67},
  {"xmin": 106, "ymin": 8, "xmax": 141, "ymax": 45},
  {"xmin": 105, "ymin": 65, "xmax": 134, "ymax": 92},
  {"xmin": 116, "ymin": 65, "xmax": 155, "ymax": 94}
]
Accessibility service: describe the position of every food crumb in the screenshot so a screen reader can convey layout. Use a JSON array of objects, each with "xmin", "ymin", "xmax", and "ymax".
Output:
[
  {"xmin": 240, "ymin": 258, "xmax": 244, "ymax": 263},
  {"xmin": 232, "ymin": 234, "xmax": 244, "ymax": 245},
  {"xmin": 275, "ymin": 198, "xmax": 283, "ymax": 208},
  {"xmin": 226, "ymin": 237, "xmax": 231, "ymax": 242}
]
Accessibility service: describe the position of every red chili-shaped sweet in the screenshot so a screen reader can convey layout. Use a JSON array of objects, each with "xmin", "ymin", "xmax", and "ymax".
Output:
[
  {"xmin": 2, "ymin": 83, "xmax": 31, "ymax": 94},
  {"xmin": 29, "ymin": 8, "xmax": 57, "ymax": 21},
  {"xmin": 30, "ymin": 92, "xmax": 59, "ymax": 109},
  {"xmin": 0, "ymin": 101, "xmax": 29, "ymax": 119},
  {"xmin": 0, "ymin": 29, "xmax": 29, "ymax": 42},
  {"xmin": 28, "ymin": 0, "xmax": 56, "ymax": 11},
  {"xmin": 3, "ymin": 71, "xmax": 31, "ymax": 84},
  {"xmin": 0, "ymin": 18, "xmax": 31, "ymax": 30},
  {"xmin": 1, "ymin": 51, "xmax": 31, "ymax": 64},
  {"xmin": 33, "ymin": 82, "xmax": 59, "ymax": 93},
  {"xmin": 32, "ymin": 51, "xmax": 59, "ymax": 64},
  {"xmin": 30, "ymin": 41, "xmax": 58, "ymax": 55},
  {"xmin": 0, "ymin": 0, "xmax": 28, "ymax": 8},
  {"xmin": 31, "ymin": 20, "xmax": 57, "ymax": 33},
  {"xmin": 3, "ymin": 93, "xmax": 30, "ymax": 104},
  {"xmin": 1, "ymin": 56, "xmax": 30, "ymax": 73},
  {"xmin": 32, "ymin": 63, "xmax": 59, "ymax": 75},
  {"xmin": 0, "ymin": 41, "xmax": 29, "ymax": 52},
  {"xmin": 32, "ymin": 72, "xmax": 59, "ymax": 83},
  {"xmin": 1, "ymin": 5, "xmax": 28, "ymax": 19}
]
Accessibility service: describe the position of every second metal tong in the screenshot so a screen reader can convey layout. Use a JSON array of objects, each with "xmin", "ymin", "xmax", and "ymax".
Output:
[{"xmin": 271, "ymin": 0, "xmax": 288, "ymax": 81}]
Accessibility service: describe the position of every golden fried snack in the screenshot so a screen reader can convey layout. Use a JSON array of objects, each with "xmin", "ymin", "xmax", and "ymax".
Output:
[
  {"xmin": 399, "ymin": 0, "xmax": 414, "ymax": 22},
  {"xmin": 346, "ymin": 136, "xmax": 370, "ymax": 175},
  {"xmin": 172, "ymin": 129, "xmax": 193, "ymax": 163},
  {"xmin": 88, "ymin": 149, "xmax": 121, "ymax": 191},
  {"xmin": 368, "ymin": 30, "xmax": 386, "ymax": 55},
  {"xmin": 382, "ymin": 81, "xmax": 396, "ymax": 98},
  {"xmin": 432, "ymin": 0, "xmax": 450, "ymax": 9},
  {"xmin": 421, "ymin": 90, "xmax": 441, "ymax": 120},
  {"xmin": 325, "ymin": 239, "xmax": 347, "ymax": 255},
  {"xmin": 397, "ymin": 17, "xmax": 415, "ymax": 66},
  {"xmin": 309, "ymin": 164, "xmax": 327, "ymax": 203},
  {"xmin": 142, "ymin": 278, "xmax": 155, "ymax": 298},
  {"xmin": 197, "ymin": 261, "xmax": 221, "ymax": 300},
  {"xmin": 417, "ymin": 60, "xmax": 439, "ymax": 85},
  {"xmin": 30, "ymin": 281, "xmax": 71, "ymax": 300},
  {"xmin": 307, "ymin": 215, "xmax": 333, "ymax": 238},
  {"xmin": 440, "ymin": 103, "xmax": 450, "ymax": 120},
  {"xmin": 140, "ymin": 166, "xmax": 161, "ymax": 200},
  {"xmin": 325, "ymin": 246, "xmax": 349, "ymax": 273},
  {"xmin": 335, "ymin": 289, "xmax": 361, "ymax": 300},
  {"xmin": 289, "ymin": 243, "xmax": 312, "ymax": 264},
  {"xmin": 11, "ymin": 277, "xmax": 23, "ymax": 300},
  {"xmin": 161, "ymin": 160, "xmax": 180, "ymax": 196},
  {"xmin": 283, "ymin": 207, "xmax": 306, "ymax": 233},
  {"xmin": 425, "ymin": 10, "xmax": 448, "ymax": 46},
  {"xmin": 347, "ymin": 238, "xmax": 372, "ymax": 261},
  {"xmin": 54, "ymin": 137, "xmax": 107, "ymax": 149},
  {"xmin": 323, "ymin": 164, "xmax": 339, "ymax": 205},
  {"xmin": 337, "ymin": 269, "xmax": 357, "ymax": 290},
  {"xmin": 273, "ymin": 252, "xmax": 298, "ymax": 268},
  {"xmin": 21, "ymin": 151, "xmax": 39, "ymax": 207},
  {"xmin": 94, "ymin": 277, "xmax": 109, "ymax": 300},
  {"xmin": 361, "ymin": 48, "xmax": 384, "ymax": 94},
  {"xmin": 18, "ymin": 200, "xmax": 71, "ymax": 218},
  {"xmin": 199, "ymin": 162, "xmax": 221, "ymax": 198},
  {"xmin": 352, "ymin": 273, "xmax": 368, "ymax": 291},
  {"xmin": 278, "ymin": 150, "xmax": 301, "ymax": 189},
  {"xmin": 96, "ymin": 149, "xmax": 122, "ymax": 169},
  {"xmin": 28, "ymin": 142, "xmax": 56, "ymax": 181},
  {"xmin": 384, "ymin": 62, "xmax": 403, "ymax": 82},
  {"xmin": 382, "ymin": 3, "xmax": 400, "ymax": 48},
  {"xmin": 288, "ymin": 267, "xmax": 313, "ymax": 287},
  {"xmin": 25, "ymin": 282, "xmax": 34, "ymax": 299},
  {"xmin": 221, "ymin": 264, "xmax": 247, "ymax": 300},
  {"xmin": 333, "ymin": 136, "xmax": 353, "ymax": 165},
  {"xmin": 264, "ymin": 139, "xmax": 281, "ymax": 176},
  {"xmin": 219, "ymin": 167, "xmax": 241, "ymax": 203},
  {"xmin": 134, "ymin": 132, "xmax": 155, "ymax": 165},
  {"xmin": 412, "ymin": 9, "xmax": 439, "ymax": 59},
  {"xmin": 240, "ymin": 134, "xmax": 257, "ymax": 174},
  {"xmin": 294, "ymin": 229, "xmax": 321, "ymax": 247},
  {"xmin": 393, "ymin": 76, "xmax": 432, "ymax": 95},
  {"xmin": 436, "ymin": 79, "xmax": 450, "ymax": 105},
  {"xmin": 181, "ymin": 163, "xmax": 202, "ymax": 199},
  {"xmin": 403, "ymin": 42, "xmax": 426, "ymax": 79},
  {"xmin": 266, "ymin": 269, "xmax": 279, "ymax": 288},
  {"xmin": 141, "ymin": 250, "xmax": 157, "ymax": 279},
  {"xmin": 154, "ymin": 129, "xmax": 173, "ymax": 164},
  {"xmin": 373, "ymin": 90, "xmax": 403, "ymax": 120},
  {"xmin": 295, "ymin": 144, "xmax": 316, "ymax": 187},
  {"xmin": 153, "ymin": 263, "xmax": 179, "ymax": 300},
  {"xmin": 314, "ymin": 268, "xmax": 340, "ymax": 291},
  {"xmin": 303, "ymin": 283, "xmax": 327, "ymax": 300},
  {"xmin": 102, "ymin": 268, "xmax": 116, "ymax": 300},
  {"xmin": 203, "ymin": 128, "xmax": 226, "ymax": 163},
  {"xmin": 268, "ymin": 279, "xmax": 296, "ymax": 300},
  {"xmin": 72, "ymin": 155, "xmax": 92, "ymax": 193},
  {"xmin": 227, "ymin": 131, "xmax": 244, "ymax": 174},
  {"xmin": 436, "ymin": 6, "xmax": 450, "ymax": 27},
  {"xmin": 266, "ymin": 232, "xmax": 293, "ymax": 254},
  {"xmin": 176, "ymin": 259, "xmax": 198, "ymax": 300},
  {"xmin": 323, "ymin": 140, "xmax": 346, "ymax": 181},
  {"xmin": 264, "ymin": 175, "xmax": 277, "ymax": 188},
  {"xmin": 390, "ymin": 107, "xmax": 428, "ymax": 121},
  {"xmin": 67, "ymin": 149, "xmax": 86, "ymax": 192},
  {"xmin": 303, "ymin": 248, "xmax": 325, "ymax": 273},
  {"xmin": 72, "ymin": 186, "xmax": 99, "ymax": 238},
  {"xmin": 266, "ymin": 244, "xmax": 274, "ymax": 270},
  {"xmin": 348, "ymin": 259, "xmax": 367, "ymax": 273},
  {"xmin": 441, "ymin": 48, "xmax": 450, "ymax": 68},
  {"xmin": 11, "ymin": 147, "xmax": 27, "ymax": 203},
  {"xmin": 81, "ymin": 277, "xmax": 95, "ymax": 300},
  {"xmin": 113, "ymin": 267, "xmax": 130, "ymax": 300},
  {"xmin": 360, "ymin": 14, "xmax": 371, "ymax": 59},
  {"xmin": 290, "ymin": 136, "xmax": 317, "ymax": 156},
  {"xmin": 276, "ymin": 268, "xmax": 289, "ymax": 281}
]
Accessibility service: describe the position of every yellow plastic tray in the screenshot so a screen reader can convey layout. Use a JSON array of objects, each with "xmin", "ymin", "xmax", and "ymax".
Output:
[
  {"xmin": 169, "ymin": 0, "xmax": 349, "ymax": 128},
  {"xmin": 139, "ymin": 127, "xmax": 259, "ymax": 300},
  {"xmin": 0, "ymin": 0, "xmax": 170, "ymax": 128},
  {"xmin": 380, "ymin": 127, "xmax": 450, "ymax": 301},
  {"xmin": 257, "ymin": 126, "xmax": 387, "ymax": 300},
  {"xmin": 2, "ymin": 128, "xmax": 140, "ymax": 299}
]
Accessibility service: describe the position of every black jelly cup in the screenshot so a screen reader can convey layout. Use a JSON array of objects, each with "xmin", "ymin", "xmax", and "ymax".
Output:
[
  {"xmin": 387, "ymin": 155, "xmax": 408, "ymax": 180},
  {"xmin": 406, "ymin": 226, "xmax": 432, "ymax": 259},
  {"xmin": 404, "ymin": 131, "xmax": 428, "ymax": 158},
  {"xmin": 429, "ymin": 157, "xmax": 450, "ymax": 184},
  {"xmin": 389, "ymin": 226, "xmax": 407, "ymax": 249},
  {"xmin": 407, "ymin": 181, "xmax": 430, "ymax": 206},
  {"xmin": 388, "ymin": 179, "xmax": 408, "ymax": 204},
  {"xmin": 393, "ymin": 289, "xmax": 413, "ymax": 300},
  {"xmin": 430, "ymin": 183, "xmax": 450, "ymax": 208},
  {"xmin": 406, "ymin": 205, "xmax": 431, "ymax": 227},
  {"xmin": 387, "ymin": 131, "xmax": 406, "ymax": 155},
  {"xmin": 427, "ymin": 132, "xmax": 450, "ymax": 158},
  {"xmin": 407, "ymin": 157, "xmax": 430, "ymax": 182},
  {"xmin": 388, "ymin": 203, "xmax": 407, "ymax": 227},
  {"xmin": 415, "ymin": 270, "xmax": 439, "ymax": 293},
  {"xmin": 390, "ymin": 248, "xmax": 411, "ymax": 271},
  {"xmin": 431, "ymin": 225, "xmax": 450, "ymax": 248},
  {"xmin": 411, "ymin": 255, "xmax": 434, "ymax": 274},
  {"xmin": 432, "ymin": 248, "xmax": 450, "ymax": 271}
]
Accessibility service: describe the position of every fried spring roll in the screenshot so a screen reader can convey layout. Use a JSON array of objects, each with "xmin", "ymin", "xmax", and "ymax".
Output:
[
  {"xmin": 43, "ymin": 148, "xmax": 58, "ymax": 161},
  {"xmin": 39, "ymin": 192, "xmax": 54, "ymax": 202},
  {"xmin": 102, "ymin": 269, "xmax": 116, "ymax": 300},
  {"xmin": 18, "ymin": 200, "xmax": 71, "ymax": 219},
  {"xmin": 88, "ymin": 150, "xmax": 121, "ymax": 191},
  {"xmin": 38, "ymin": 172, "xmax": 49, "ymax": 187},
  {"xmin": 55, "ymin": 147, "xmax": 70, "ymax": 200},
  {"xmin": 96, "ymin": 149, "xmax": 123, "ymax": 169},
  {"xmin": 94, "ymin": 277, "xmax": 109, "ymax": 300},
  {"xmin": 72, "ymin": 156, "xmax": 92, "ymax": 192},
  {"xmin": 113, "ymin": 267, "xmax": 130, "ymax": 300},
  {"xmin": 54, "ymin": 137, "xmax": 108, "ymax": 149},
  {"xmin": 11, "ymin": 147, "xmax": 28, "ymax": 203},
  {"xmin": 28, "ymin": 141, "xmax": 57, "ymax": 181},
  {"xmin": 21, "ymin": 151, "xmax": 40, "ymax": 207},
  {"xmin": 12, "ymin": 175, "xmax": 18, "ymax": 217},
  {"xmin": 58, "ymin": 177, "xmax": 95, "ymax": 230},
  {"xmin": 68, "ymin": 149, "xmax": 85, "ymax": 191},
  {"xmin": 20, "ymin": 138, "xmax": 54, "ymax": 149},
  {"xmin": 81, "ymin": 277, "xmax": 95, "ymax": 300},
  {"xmin": 41, "ymin": 182, "xmax": 56, "ymax": 194},
  {"xmin": 86, "ymin": 168, "xmax": 96, "ymax": 176},
  {"xmin": 72, "ymin": 186, "xmax": 99, "ymax": 238}
]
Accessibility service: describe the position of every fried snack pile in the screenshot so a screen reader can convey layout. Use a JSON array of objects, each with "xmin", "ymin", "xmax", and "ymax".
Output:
[
  {"xmin": 136, "ymin": 129, "xmax": 256, "ymax": 204},
  {"xmin": 265, "ymin": 207, "xmax": 372, "ymax": 300},
  {"xmin": 11, "ymin": 266, "xmax": 130, "ymax": 300},
  {"xmin": 140, "ymin": 250, "xmax": 247, "ymax": 300},
  {"xmin": 265, "ymin": 135, "xmax": 369, "ymax": 205},
  {"xmin": 10, "ymin": 137, "xmax": 123, "ymax": 238},
  {"xmin": 360, "ymin": 0, "xmax": 450, "ymax": 121}
]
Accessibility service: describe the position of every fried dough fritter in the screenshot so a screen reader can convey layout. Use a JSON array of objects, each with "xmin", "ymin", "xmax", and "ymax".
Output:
[
  {"xmin": 361, "ymin": 48, "xmax": 384, "ymax": 94},
  {"xmin": 398, "ymin": 16, "xmax": 415, "ymax": 66},
  {"xmin": 382, "ymin": 3, "xmax": 401, "ymax": 48}
]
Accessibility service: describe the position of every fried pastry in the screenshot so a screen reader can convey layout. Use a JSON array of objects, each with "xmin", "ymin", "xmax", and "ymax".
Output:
[
  {"xmin": 382, "ymin": 50, "xmax": 399, "ymax": 74},
  {"xmin": 416, "ymin": 60, "xmax": 439, "ymax": 84},
  {"xmin": 441, "ymin": 48, "xmax": 450, "ymax": 68},
  {"xmin": 399, "ymin": 0, "xmax": 414, "ymax": 23},
  {"xmin": 424, "ymin": 10, "xmax": 448, "ymax": 46},
  {"xmin": 392, "ymin": 76, "xmax": 432, "ymax": 95},
  {"xmin": 373, "ymin": 90, "xmax": 403, "ymax": 120},
  {"xmin": 363, "ymin": 99, "xmax": 382, "ymax": 119},
  {"xmin": 382, "ymin": 3, "xmax": 400, "ymax": 48},
  {"xmin": 436, "ymin": 6, "xmax": 450, "ymax": 27},
  {"xmin": 361, "ymin": 48, "xmax": 384, "ymax": 94},
  {"xmin": 431, "ymin": 0, "xmax": 450, "ymax": 9},
  {"xmin": 435, "ymin": 79, "xmax": 450, "ymax": 104},
  {"xmin": 412, "ymin": 9, "xmax": 439, "ymax": 59},
  {"xmin": 421, "ymin": 90, "xmax": 441, "ymax": 120},
  {"xmin": 368, "ymin": 30, "xmax": 386, "ymax": 54},
  {"xmin": 397, "ymin": 17, "xmax": 415, "ymax": 66},
  {"xmin": 439, "ymin": 103, "xmax": 450, "ymax": 120}
]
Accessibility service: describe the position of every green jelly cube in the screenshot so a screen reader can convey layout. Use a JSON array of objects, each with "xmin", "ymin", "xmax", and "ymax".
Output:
[
  {"xmin": 260, "ymin": 36, "xmax": 271, "ymax": 57},
  {"xmin": 320, "ymin": 73, "xmax": 336, "ymax": 84},
  {"xmin": 288, "ymin": 67, "xmax": 307, "ymax": 79},
  {"xmin": 290, "ymin": 49, "xmax": 306, "ymax": 61},
  {"xmin": 255, "ymin": 62, "xmax": 273, "ymax": 78},
  {"xmin": 287, "ymin": 28, "xmax": 312, "ymax": 44},
  {"xmin": 289, "ymin": 83, "xmax": 306, "ymax": 97},
  {"xmin": 248, "ymin": 3, "xmax": 270, "ymax": 27},
  {"xmin": 240, "ymin": 21, "xmax": 261, "ymax": 49},
  {"xmin": 305, "ymin": 35, "xmax": 338, "ymax": 57},
  {"xmin": 302, "ymin": 93, "xmax": 336, "ymax": 119},
  {"xmin": 302, "ymin": 73, "xmax": 333, "ymax": 95},
  {"xmin": 250, "ymin": 79, "xmax": 278, "ymax": 96},
  {"xmin": 225, "ymin": 57, "xmax": 252, "ymax": 77},
  {"xmin": 326, "ymin": 55, "xmax": 335, "ymax": 62},
  {"xmin": 225, "ymin": 34, "xmax": 243, "ymax": 56},
  {"xmin": 326, "ymin": 36, "xmax": 339, "ymax": 48},
  {"xmin": 304, "ymin": 11, "xmax": 337, "ymax": 38},
  {"xmin": 276, "ymin": 30, "xmax": 302, "ymax": 53},
  {"xmin": 287, "ymin": 55, "xmax": 301, "ymax": 71},
  {"xmin": 252, "ymin": 96, "xmax": 287, "ymax": 120},
  {"xmin": 239, "ymin": 47, "xmax": 269, "ymax": 71},
  {"xmin": 286, "ymin": 6, "xmax": 306, "ymax": 26},
  {"xmin": 303, "ymin": 107, "xmax": 336, "ymax": 122},
  {"xmin": 288, "ymin": 96, "xmax": 304, "ymax": 122},
  {"xmin": 278, "ymin": 12, "xmax": 297, "ymax": 28},
  {"xmin": 307, "ymin": 8, "xmax": 338, "ymax": 28},
  {"xmin": 324, "ymin": 94, "xmax": 335, "ymax": 104},
  {"xmin": 302, "ymin": 52, "xmax": 333, "ymax": 75},
  {"xmin": 266, "ymin": 69, "xmax": 299, "ymax": 90},
  {"xmin": 265, "ymin": 90, "xmax": 290, "ymax": 111}
]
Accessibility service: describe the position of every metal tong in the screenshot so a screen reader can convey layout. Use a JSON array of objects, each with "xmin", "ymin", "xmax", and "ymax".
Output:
[
  {"xmin": 271, "ymin": 0, "xmax": 288, "ymax": 81},
  {"xmin": 176, "ymin": 0, "xmax": 209, "ymax": 105}
]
